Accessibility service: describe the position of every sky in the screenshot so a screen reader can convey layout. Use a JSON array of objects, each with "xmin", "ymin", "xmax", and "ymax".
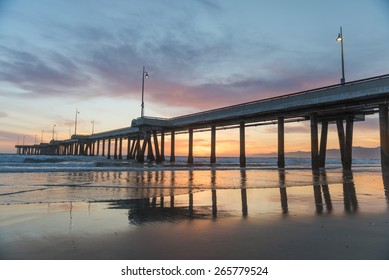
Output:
[{"xmin": 0, "ymin": 0, "xmax": 388, "ymax": 155}]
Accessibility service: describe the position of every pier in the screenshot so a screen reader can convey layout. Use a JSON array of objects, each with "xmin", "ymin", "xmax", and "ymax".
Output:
[{"xmin": 15, "ymin": 74, "xmax": 389, "ymax": 170}]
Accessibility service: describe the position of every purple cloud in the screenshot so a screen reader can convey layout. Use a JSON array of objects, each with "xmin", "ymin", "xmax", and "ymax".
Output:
[{"xmin": 0, "ymin": 46, "xmax": 91, "ymax": 97}]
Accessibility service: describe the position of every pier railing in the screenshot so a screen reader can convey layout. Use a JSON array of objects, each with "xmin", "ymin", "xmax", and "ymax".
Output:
[{"xmin": 168, "ymin": 73, "xmax": 389, "ymax": 121}]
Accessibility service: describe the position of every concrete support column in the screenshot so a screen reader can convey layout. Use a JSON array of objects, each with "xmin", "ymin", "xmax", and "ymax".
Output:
[
  {"xmin": 139, "ymin": 133, "xmax": 148, "ymax": 163},
  {"xmin": 153, "ymin": 131, "xmax": 162, "ymax": 163},
  {"xmin": 80, "ymin": 143, "xmax": 85, "ymax": 156},
  {"xmin": 240, "ymin": 121, "xmax": 246, "ymax": 167},
  {"xmin": 310, "ymin": 114, "xmax": 319, "ymax": 170},
  {"xmin": 102, "ymin": 139, "xmax": 105, "ymax": 156},
  {"xmin": 107, "ymin": 139, "xmax": 111, "ymax": 159},
  {"xmin": 119, "ymin": 137, "xmax": 123, "ymax": 159},
  {"xmin": 96, "ymin": 140, "xmax": 100, "ymax": 156},
  {"xmin": 161, "ymin": 131, "xmax": 165, "ymax": 161},
  {"xmin": 344, "ymin": 118, "xmax": 354, "ymax": 170},
  {"xmin": 170, "ymin": 131, "xmax": 176, "ymax": 163},
  {"xmin": 337, "ymin": 118, "xmax": 354, "ymax": 170},
  {"xmin": 188, "ymin": 128, "xmax": 194, "ymax": 164},
  {"xmin": 379, "ymin": 105, "xmax": 389, "ymax": 169},
  {"xmin": 91, "ymin": 142, "xmax": 95, "ymax": 156},
  {"xmin": 319, "ymin": 121, "xmax": 328, "ymax": 168},
  {"xmin": 130, "ymin": 138, "xmax": 136, "ymax": 159},
  {"xmin": 127, "ymin": 138, "xmax": 131, "ymax": 159},
  {"xmin": 210, "ymin": 125, "xmax": 216, "ymax": 164},
  {"xmin": 114, "ymin": 138, "xmax": 118, "ymax": 159},
  {"xmin": 277, "ymin": 117, "xmax": 285, "ymax": 168},
  {"xmin": 147, "ymin": 133, "xmax": 155, "ymax": 162},
  {"xmin": 336, "ymin": 120, "xmax": 346, "ymax": 165},
  {"xmin": 135, "ymin": 135, "xmax": 141, "ymax": 162}
]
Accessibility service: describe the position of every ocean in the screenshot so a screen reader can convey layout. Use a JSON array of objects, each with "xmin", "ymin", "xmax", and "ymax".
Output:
[{"xmin": 0, "ymin": 153, "xmax": 381, "ymax": 205}]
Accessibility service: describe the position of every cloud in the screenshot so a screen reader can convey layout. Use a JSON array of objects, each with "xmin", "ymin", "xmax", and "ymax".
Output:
[
  {"xmin": 0, "ymin": 0, "xmax": 341, "ymax": 111},
  {"xmin": 0, "ymin": 112, "xmax": 7, "ymax": 118},
  {"xmin": 0, "ymin": 46, "xmax": 91, "ymax": 97}
]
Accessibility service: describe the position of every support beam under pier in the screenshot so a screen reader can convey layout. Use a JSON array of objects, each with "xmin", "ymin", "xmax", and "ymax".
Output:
[
  {"xmin": 127, "ymin": 138, "xmax": 131, "ymax": 159},
  {"xmin": 344, "ymin": 118, "xmax": 354, "ymax": 170},
  {"xmin": 153, "ymin": 131, "xmax": 162, "ymax": 163},
  {"xmin": 147, "ymin": 133, "xmax": 155, "ymax": 162},
  {"xmin": 337, "ymin": 118, "xmax": 354, "ymax": 170},
  {"xmin": 188, "ymin": 128, "xmax": 194, "ymax": 164},
  {"xmin": 319, "ymin": 121, "xmax": 328, "ymax": 168},
  {"xmin": 107, "ymin": 139, "xmax": 111, "ymax": 159},
  {"xmin": 240, "ymin": 121, "xmax": 246, "ymax": 168},
  {"xmin": 119, "ymin": 137, "xmax": 123, "ymax": 159},
  {"xmin": 114, "ymin": 138, "xmax": 118, "ymax": 159},
  {"xmin": 170, "ymin": 131, "xmax": 176, "ymax": 163},
  {"xmin": 379, "ymin": 105, "xmax": 389, "ymax": 169},
  {"xmin": 277, "ymin": 117, "xmax": 285, "ymax": 168},
  {"xmin": 310, "ymin": 114, "xmax": 319, "ymax": 170},
  {"xmin": 210, "ymin": 125, "xmax": 216, "ymax": 164},
  {"xmin": 161, "ymin": 131, "xmax": 165, "ymax": 161}
]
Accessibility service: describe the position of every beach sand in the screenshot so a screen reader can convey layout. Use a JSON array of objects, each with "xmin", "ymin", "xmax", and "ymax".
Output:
[{"xmin": 1, "ymin": 170, "xmax": 389, "ymax": 260}]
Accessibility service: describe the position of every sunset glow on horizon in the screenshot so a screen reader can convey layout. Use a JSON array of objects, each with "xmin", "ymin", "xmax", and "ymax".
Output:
[{"xmin": 1, "ymin": 0, "xmax": 388, "ymax": 154}]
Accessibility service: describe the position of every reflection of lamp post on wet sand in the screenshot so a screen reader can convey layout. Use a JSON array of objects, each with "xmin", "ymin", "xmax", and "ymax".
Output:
[
  {"xmin": 141, "ymin": 66, "xmax": 149, "ymax": 118},
  {"xmin": 336, "ymin": 26, "xmax": 345, "ymax": 84}
]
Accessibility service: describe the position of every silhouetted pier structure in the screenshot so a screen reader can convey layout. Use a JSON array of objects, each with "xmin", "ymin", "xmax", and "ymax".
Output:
[{"xmin": 16, "ymin": 74, "xmax": 389, "ymax": 170}]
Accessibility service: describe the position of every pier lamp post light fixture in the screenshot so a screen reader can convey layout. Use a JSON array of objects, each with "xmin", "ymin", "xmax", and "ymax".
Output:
[
  {"xmin": 91, "ymin": 120, "xmax": 95, "ymax": 135},
  {"xmin": 74, "ymin": 108, "xmax": 80, "ymax": 136},
  {"xmin": 41, "ymin": 130, "xmax": 44, "ymax": 143},
  {"xmin": 336, "ymin": 26, "xmax": 345, "ymax": 84},
  {"xmin": 141, "ymin": 66, "xmax": 149, "ymax": 118},
  {"xmin": 52, "ymin": 123, "xmax": 56, "ymax": 141}
]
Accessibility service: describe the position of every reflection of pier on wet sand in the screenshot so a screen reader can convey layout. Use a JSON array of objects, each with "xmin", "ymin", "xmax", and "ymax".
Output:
[{"xmin": 105, "ymin": 169, "xmax": 367, "ymax": 224}]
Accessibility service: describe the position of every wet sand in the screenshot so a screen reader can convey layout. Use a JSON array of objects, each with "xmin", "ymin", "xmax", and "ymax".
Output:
[{"xmin": 1, "ymin": 170, "xmax": 389, "ymax": 260}]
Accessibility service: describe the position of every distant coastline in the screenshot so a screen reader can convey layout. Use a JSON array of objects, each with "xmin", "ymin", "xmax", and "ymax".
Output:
[{"xmin": 254, "ymin": 146, "xmax": 380, "ymax": 159}]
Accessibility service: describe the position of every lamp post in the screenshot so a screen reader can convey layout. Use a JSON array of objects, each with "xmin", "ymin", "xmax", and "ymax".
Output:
[
  {"xmin": 52, "ymin": 123, "xmax": 56, "ymax": 141},
  {"xmin": 141, "ymin": 66, "xmax": 149, "ymax": 118},
  {"xmin": 74, "ymin": 108, "xmax": 79, "ymax": 136},
  {"xmin": 91, "ymin": 120, "xmax": 95, "ymax": 135},
  {"xmin": 336, "ymin": 26, "xmax": 345, "ymax": 84},
  {"xmin": 41, "ymin": 130, "xmax": 44, "ymax": 143}
]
